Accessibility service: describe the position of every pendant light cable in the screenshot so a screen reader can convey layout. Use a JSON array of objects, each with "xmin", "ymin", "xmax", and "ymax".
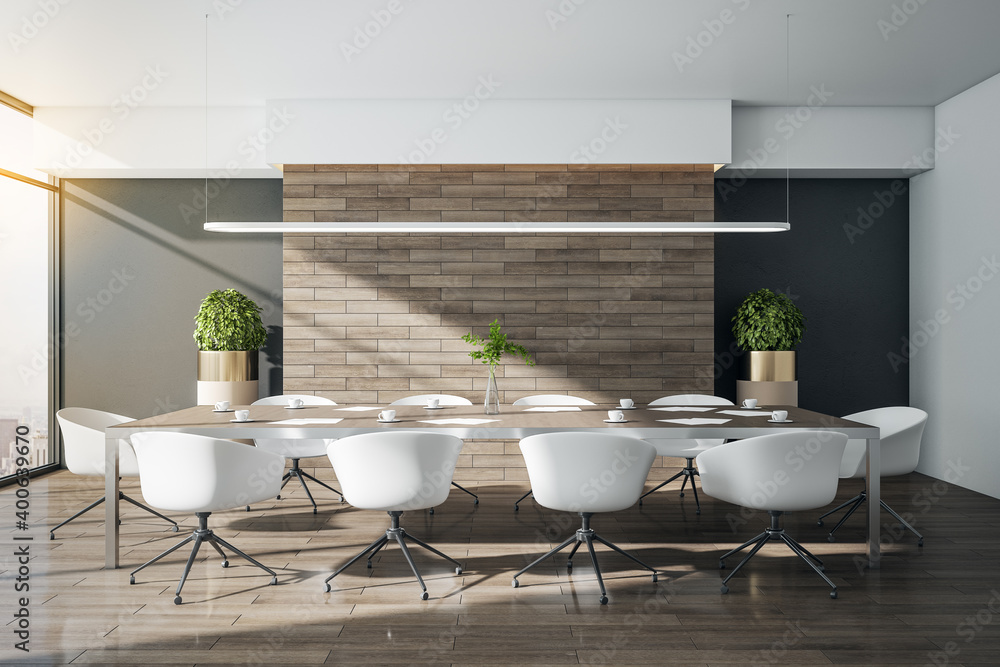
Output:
[
  {"xmin": 785, "ymin": 13, "xmax": 791, "ymax": 227},
  {"xmin": 204, "ymin": 13, "xmax": 209, "ymax": 226}
]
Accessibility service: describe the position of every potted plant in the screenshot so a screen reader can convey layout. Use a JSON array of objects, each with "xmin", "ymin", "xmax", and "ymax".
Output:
[
  {"xmin": 462, "ymin": 319, "xmax": 535, "ymax": 414},
  {"xmin": 193, "ymin": 288, "xmax": 267, "ymax": 406},
  {"xmin": 732, "ymin": 288, "xmax": 804, "ymax": 404}
]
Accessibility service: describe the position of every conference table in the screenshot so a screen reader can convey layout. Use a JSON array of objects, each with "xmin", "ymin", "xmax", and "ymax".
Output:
[{"xmin": 104, "ymin": 403, "xmax": 881, "ymax": 570}]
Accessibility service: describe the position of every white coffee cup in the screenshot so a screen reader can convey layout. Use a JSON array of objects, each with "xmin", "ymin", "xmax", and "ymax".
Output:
[
  {"xmin": 379, "ymin": 410, "xmax": 396, "ymax": 422},
  {"xmin": 608, "ymin": 410, "xmax": 625, "ymax": 422},
  {"xmin": 288, "ymin": 397, "xmax": 304, "ymax": 408},
  {"xmin": 619, "ymin": 399, "xmax": 634, "ymax": 409},
  {"xmin": 742, "ymin": 398, "xmax": 758, "ymax": 409},
  {"xmin": 214, "ymin": 401, "xmax": 230, "ymax": 411},
  {"xmin": 772, "ymin": 410, "xmax": 788, "ymax": 422},
  {"xmin": 234, "ymin": 410, "xmax": 250, "ymax": 422},
  {"xmin": 426, "ymin": 398, "xmax": 440, "ymax": 409}
]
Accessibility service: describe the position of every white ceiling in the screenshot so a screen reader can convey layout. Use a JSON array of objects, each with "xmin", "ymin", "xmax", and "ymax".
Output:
[{"xmin": 2, "ymin": 0, "xmax": 999, "ymax": 109}]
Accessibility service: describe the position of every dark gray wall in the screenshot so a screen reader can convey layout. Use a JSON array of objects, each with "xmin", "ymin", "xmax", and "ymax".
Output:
[
  {"xmin": 61, "ymin": 179, "xmax": 283, "ymax": 420},
  {"xmin": 714, "ymin": 178, "xmax": 909, "ymax": 416}
]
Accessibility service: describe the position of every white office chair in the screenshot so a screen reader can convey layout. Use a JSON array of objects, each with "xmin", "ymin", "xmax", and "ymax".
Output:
[
  {"xmin": 322, "ymin": 431, "xmax": 465, "ymax": 600},
  {"xmin": 510, "ymin": 394, "xmax": 597, "ymax": 511},
  {"xmin": 390, "ymin": 394, "xmax": 478, "ymax": 507},
  {"xmin": 52, "ymin": 408, "xmax": 178, "ymax": 540},
  {"xmin": 818, "ymin": 407, "xmax": 928, "ymax": 545},
  {"xmin": 128, "ymin": 432, "xmax": 284, "ymax": 604},
  {"xmin": 639, "ymin": 394, "xmax": 735, "ymax": 513},
  {"xmin": 697, "ymin": 431, "xmax": 848, "ymax": 598},
  {"xmin": 512, "ymin": 432, "xmax": 658, "ymax": 605},
  {"xmin": 250, "ymin": 395, "xmax": 343, "ymax": 513}
]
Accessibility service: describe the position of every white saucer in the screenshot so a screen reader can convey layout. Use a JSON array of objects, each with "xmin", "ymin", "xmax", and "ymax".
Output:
[
  {"xmin": 741, "ymin": 407, "xmax": 763, "ymax": 410},
  {"xmin": 618, "ymin": 406, "xmax": 638, "ymax": 410},
  {"xmin": 604, "ymin": 419, "xmax": 629, "ymax": 423},
  {"xmin": 284, "ymin": 406, "xmax": 305, "ymax": 409},
  {"xmin": 212, "ymin": 409, "xmax": 232, "ymax": 413},
  {"xmin": 423, "ymin": 406, "xmax": 445, "ymax": 410},
  {"xmin": 767, "ymin": 419, "xmax": 793, "ymax": 423},
  {"xmin": 230, "ymin": 419, "xmax": 256, "ymax": 423},
  {"xmin": 377, "ymin": 419, "xmax": 401, "ymax": 423}
]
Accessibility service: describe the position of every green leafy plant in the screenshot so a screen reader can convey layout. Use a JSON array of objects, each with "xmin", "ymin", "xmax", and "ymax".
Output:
[
  {"xmin": 462, "ymin": 319, "xmax": 535, "ymax": 372},
  {"xmin": 732, "ymin": 288, "xmax": 805, "ymax": 351},
  {"xmin": 193, "ymin": 289, "xmax": 267, "ymax": 351}
]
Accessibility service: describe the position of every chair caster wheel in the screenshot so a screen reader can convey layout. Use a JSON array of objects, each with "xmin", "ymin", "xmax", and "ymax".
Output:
[
  {"xmin": 276, "ymin": 495, "xmax": 281, "ymax": 500},
  {"xmin": 366, "ymin": 560, "xmax": 373, "ymax": 569},
  {"xmin": 474, "ymin": 498, "xmax": 479, "ymax": 505},
  {"xmin": 420, "ymin": 591, "xmax": 429, "ymax": 601},
  {"xmin": 117, "ymin": 520, "xmax": 122, "ymax": 525},
  {"xmin": 827, "ymin": 534, "xmax": 836, "ymax": 543},
  {"xmin": 830, "ymin": 590, "xmax": 838, "ymax": 599},
  {"xmin": 49, "ymin": 533, "xmax": 54, "ymax": 540},
  {"xmin": 246, "ymin": 506, "xmax": 251, "ymax": 512},
  {"xmin": 918, "ymin": 538, "xmax": 924, "ymax": 547},
  {"xmin": 324, "ymin": 583, "xmax": 331, "ymax": 593},
  {"xmin": 514, "ymin": 504, "xmax": 519, "ymax": 512},
  {"xmin": 312, "ymin": 508, "xmax": 317, "ymax": 515},
  {"xmin": 455, "ymin": 567, "xmax": 462, "ymax": 575},
  {"xmin": 340, "ymin": 496, "xmax": 345, "ymax": 503},
  {"xmin": 720, "ymin": 585, "xmax": 729, "ymax": 594},
  {"xmin": 818, "ymin": 565, "xmax": 825, "ymax": 572},
  {"xmin": 129, "ymin": 575, "xmax": 135, "ymax": 585},
  {"xmin": 638, "ymin": 500, "xmax": 643, "ymax": 507},
  {"xmin": 696, "ymin": 508, "xmax": 701, "ymax": 515},
  {"xmin": 566, "ymin": 561, "xmax": 573, "ymax": 572},
  {"xmin": 652, "ymin": 573, "xmax": 658, "ymax": 582},
  {"xmin": 271, "ymin": 576, "xmax": 277, "ymax": 586},
  {"xmin": 679, "ymin": 492, "xmax": 685, "ymax": 498},
  {"xmin": 429, "ymin": 508, "xmax": 435, "ymax": 516},
  {"xmin": 719, "ymin": 561, "xmax": 726, "ymax": 569},
  {"xmin": 511, "ymin": 579, "xmax": 519, "ymax": 588},
  {"xmin": 817, "ymin": 519, "xmax": 824, "ymax": 527},
  {"xmin": 173, "ymin": 596, "xmax": 182, "ymax": 605},
  {"xmin": 221, "ymin": 560, "xmax": 229, "ymax": 568},
  {"xmin": 599, "ymin": 595, "xmax": 608, "ymax": 605},
  {"xmin": 171, "ymin": 525, "xmax": 179, "ymax": 532}
]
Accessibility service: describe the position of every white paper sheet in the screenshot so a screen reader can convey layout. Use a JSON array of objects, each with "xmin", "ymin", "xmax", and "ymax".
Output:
[
  {"xmin": 648, "ymin": 406, "xmax": 716, "ymax": 412},
  {"xmin": 268, "ymin": 418, "xmax": 345, "ymax": 425},
  {"xmin": 522, "ymin": 406, "xmax": 583, "ymax": 412},
  {"xmin": 419, "ymin": 418, "xmax": 502, "ymax": 425},
  {"xmin": 657, "ymin": 418, "xmax": 731, "ymax": 425},
  {"xmin": 717, "ymin": 410, "xmax": 774, "ymax": 417},
  {"xmin": 335, "ymin": 406, "xmax": 383, "ymax": 412}
]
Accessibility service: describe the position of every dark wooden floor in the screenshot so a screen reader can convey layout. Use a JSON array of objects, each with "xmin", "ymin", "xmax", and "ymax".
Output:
[{"xmin": 4, "ymin": 467, "xmax": 1000, "ymax": 665}]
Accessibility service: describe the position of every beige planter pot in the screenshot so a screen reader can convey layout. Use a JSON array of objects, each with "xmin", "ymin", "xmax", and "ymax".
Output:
[
  {"xmin": 196, "ymin": 351, "xmax": 259, "ymax": 406},
  {"xmin": 738, "ymin": 351, "xmax": 798, "ymax": 407}
]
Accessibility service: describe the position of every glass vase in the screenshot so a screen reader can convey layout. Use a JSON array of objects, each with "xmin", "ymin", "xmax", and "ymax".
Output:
[{"xmin": 484, "ymin": 367, "xmax": 500, "ymax": 415}]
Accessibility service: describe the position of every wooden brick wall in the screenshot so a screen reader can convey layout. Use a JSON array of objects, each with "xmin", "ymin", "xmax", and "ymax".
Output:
[{"xmin": 282, "ymin": 164, "xmax": 715, "ymax": 480}]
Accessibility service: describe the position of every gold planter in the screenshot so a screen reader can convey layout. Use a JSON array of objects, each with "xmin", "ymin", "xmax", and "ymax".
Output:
[
  {"xmin": 197, "ymin": 351, "xmax": 259, "ymax": 406},
  {"xmin": 741, "ymin": 351, "xmax": 796, "ymax": 382}
]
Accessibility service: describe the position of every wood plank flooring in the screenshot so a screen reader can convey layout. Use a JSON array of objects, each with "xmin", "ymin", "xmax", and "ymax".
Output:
[{"xmin": 3, "ymin": 467, "xmax": 1000, "ymax": 665}]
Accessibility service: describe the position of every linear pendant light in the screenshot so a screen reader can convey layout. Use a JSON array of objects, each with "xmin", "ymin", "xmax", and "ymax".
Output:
[{"xmin": 203, "ymin": 19, "xmax": 793, "ymax": 235}]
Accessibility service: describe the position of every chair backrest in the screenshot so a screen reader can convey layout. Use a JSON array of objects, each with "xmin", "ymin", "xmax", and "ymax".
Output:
[
  {"xmin": 326, "ymin": 431, "xmax": 464, "ymax": 512},
  {"xmin": 519, "ymin": 432, "xmax": 656, "ymax": 513},
  {"xmin": 648, "ymin": 394, "xmax": 735, "ymax": 407},
  {"xmin": 130, "ymin": 432, "xmax": 284, "ymax": 512},
  {"xmin": 512, "ymin": 394, "xmax": 596, "ymax": 406},
  {"xmin": 252, "ymin": 395, "xmax": 337, "ymax": 406},
  {"xmin": 696, "ymin": 431, "xmax": 848, "ymax": 512},
  {"xmin": 389, "ymin": 394, "xmax": 473, "ymax": 406},
  {"xmin": 645, "ymin": 394, "xmax": 735, "ymax": 452},
  {"xmin": 251, "ymin": 395, "xmax": 337, "ymax": 458},
  {"xmin": 839, "ymin": 407, "xmax": 928, "ymax": 478},
  {"xmin": 56, "ymin": 407, "xmax": 138, "ymax": 477}
]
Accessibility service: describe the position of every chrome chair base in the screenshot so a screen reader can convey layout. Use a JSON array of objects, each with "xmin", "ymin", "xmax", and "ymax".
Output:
[
  {"xmin": 322, "ymin": 511, "xmax": 463, "ymax": 600},
  {"xmin": 721, "ymin": 510, "xmax": 838, "ymax": 598},
  {"xmin": 638, "ymin": 457, "xmax": 701, "ymax": 513},
  {"xmin": 512, "ymin": 512, "xmax": 659, "ymax": 605},
  {"xmin": 50, "ymin": 488, "xmax": 178, "ymax": 540},
  {"xmin": 261, "ymin": 458, "xmax": 344, "ymax": 514},
  {"xmin": 129, "ymin": 512, "xmax": 277, "ymax": 605},
  {"xmin": 818, "ymin": 490, "xmax": 924, "ymax": 546}
]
